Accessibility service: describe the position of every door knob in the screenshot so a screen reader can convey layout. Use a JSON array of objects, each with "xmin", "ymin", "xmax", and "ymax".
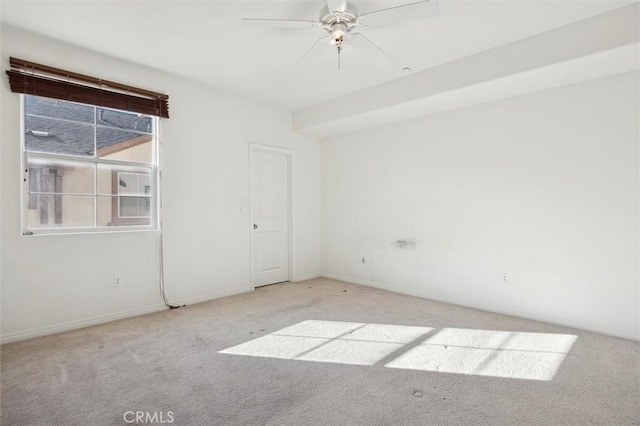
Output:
[{"xmin": 253, "ymin": 224, "xmax": 258, "ymax": 229}]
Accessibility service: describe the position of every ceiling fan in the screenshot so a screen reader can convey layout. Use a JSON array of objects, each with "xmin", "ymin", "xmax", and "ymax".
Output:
[{"xmin": 242, "ymin": 0, "xmax": 439, "ymax": 69}]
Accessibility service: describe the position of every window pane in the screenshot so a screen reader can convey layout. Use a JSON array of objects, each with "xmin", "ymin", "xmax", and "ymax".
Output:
[
  {"xmin": 25, "ymin": 115, "xmax": 94, "ymax": 156},
  {"xmin": 22, "ymin": 95, "xmax": 157, "ymax": 234},
  {"xmin": 25, "ymin": 95, "xmax": 94, "ymax": 124},
  {"xmin": 97, "ymin": 107, "xmax": 153, "ymax": 133},
  {"xmin": 27, "ymin": 195, "xmax": 94, "ymax": 229},
  {"xmin": 119, "ymin": 196, "xmax": 151, "ymax": 218},
  {"xmin": 96, "ymin": 165, "xmax": 152, "ymax": 226},
  {"xmin": 27, "ymin": 158, "xmax": 95, "ymax": 195},
  {"xmin": 96, "ymin": 127, "xmax": 152, "ymax": 163},
  {"xmin": 97, "ymin": 164, "xmax": 152, "ymax": 196},
  {"xmin": 97, "ymin": 196, "xmax": 151, "ymax": 227}
]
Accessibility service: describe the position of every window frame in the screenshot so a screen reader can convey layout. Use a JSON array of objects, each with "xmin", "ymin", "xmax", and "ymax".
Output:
[{"xmin": 20, "ymin": 94, "xmax": 160, "ymax": 236}]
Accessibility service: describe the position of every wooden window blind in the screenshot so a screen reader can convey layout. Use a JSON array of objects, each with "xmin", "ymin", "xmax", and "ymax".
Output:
[{"xmin": 6, "ymin": 57, "xmax": 169, "ymax": 118}]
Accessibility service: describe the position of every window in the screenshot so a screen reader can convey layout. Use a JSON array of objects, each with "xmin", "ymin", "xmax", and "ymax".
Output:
[
  {"xmin": 8, "ymin": 56, "xmax": 168, "ymax": 234},
  {"xmin": 22, "ymin": 94, "xmax": 158, "ymax": 234}
]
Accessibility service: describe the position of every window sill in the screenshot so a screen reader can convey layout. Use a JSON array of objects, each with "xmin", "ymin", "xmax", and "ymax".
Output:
[{"xmin": 22, "ymin": 226, "xmax": 159, "ymax": 237}]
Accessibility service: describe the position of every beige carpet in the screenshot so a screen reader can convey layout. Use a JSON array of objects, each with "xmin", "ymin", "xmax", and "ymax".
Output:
[{"xmin": 1, "ymin": 278, "xmax": 639, "ymax": 425}]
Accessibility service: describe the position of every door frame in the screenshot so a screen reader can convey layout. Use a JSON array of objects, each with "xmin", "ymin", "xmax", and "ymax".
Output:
[{"xmin": 248, "ymin": 142, "xmax": 295, "ymax": 291}]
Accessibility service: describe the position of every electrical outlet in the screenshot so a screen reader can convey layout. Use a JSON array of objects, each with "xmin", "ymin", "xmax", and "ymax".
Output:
[
  {"xmin": 500, "ymin": 273, "xmax": 509, "ymax": 285},
  {"xmin": 113, "ymin": 275, "xmax": 122, "ymax": 288}
]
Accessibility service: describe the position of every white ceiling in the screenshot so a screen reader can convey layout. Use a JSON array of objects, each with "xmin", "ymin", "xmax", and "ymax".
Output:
[{"xmin": 0, "ymin": 0, "xmax": 634, "ymax": 111}]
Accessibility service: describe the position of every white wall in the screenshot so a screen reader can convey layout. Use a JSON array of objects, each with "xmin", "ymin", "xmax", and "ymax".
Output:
[
  {"xmin": 2, "ymin": 28, "xmax": 636, "ymax": 344},
  {"xmin": 0, "ymin": 26, "xmax": 322, "ymax": 342},
  {"xmin": 322, "ymin": 72, "xmax": 639, "ymax": 340}
]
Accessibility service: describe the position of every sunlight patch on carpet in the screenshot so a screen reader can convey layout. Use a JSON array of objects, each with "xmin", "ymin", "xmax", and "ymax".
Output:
[
  {"xmin": 385, "ymin": 328, "xmax": 577, "ymax": 381},
  {"xmin": 219, "ymin": 320, "xmax": 576, "ymax": 380},
  {"xmin": 219, "ymin": 320, "xmax": 432, "ymax": 365}
]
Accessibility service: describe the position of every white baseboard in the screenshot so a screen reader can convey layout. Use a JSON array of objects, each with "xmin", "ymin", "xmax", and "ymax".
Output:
[
  {"xmin": 168, "ymin": 287, "xmax": 249, "ymax": 307},
  {"xmin": 321, "ymin": 273, "xmax": 639, "ymax": 342},
  {"xmin": 292, "ymin": 272, "xmax": 322, "ymax": 282},
  {"xmin": 0, "ymin": 304, "xmax": 167, "ymax": 344},
  {"xmin": 1, "ymin": 287, "xmax": 250, "ymax": 345},
  {"xmin": 5, "ymin": 275, "xmax": 635, "ymax": 344}
]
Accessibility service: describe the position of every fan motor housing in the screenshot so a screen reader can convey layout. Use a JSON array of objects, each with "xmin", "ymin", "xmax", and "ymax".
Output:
[{"xmin": 319, "ymin": 3, "xmax": 358, "ymax": 29}]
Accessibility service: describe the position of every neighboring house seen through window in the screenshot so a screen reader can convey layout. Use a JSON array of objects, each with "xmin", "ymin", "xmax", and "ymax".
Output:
[{"xmin": 23, "ymin": 95, "xmax": 157, "ymax": 233}]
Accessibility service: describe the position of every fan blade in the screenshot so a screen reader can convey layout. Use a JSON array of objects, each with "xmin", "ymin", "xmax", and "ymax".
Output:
[
  {"xmin": 357, "ymin": 0, "xmax": 439, "ymax": 27},
  {"xmin": 294, "ymin": 37, "xmax": 332, "ymax": 69},
  {"xmin": 327, "ymin": 0, "xmax": 347, "ymax": 13},
  {"xmin": 351, "ymin": 33, "xmax": 394, "ymax": 67},
  {"xmin": 242, "ymin": 18, "xmax": 320, "ymax": 29}
]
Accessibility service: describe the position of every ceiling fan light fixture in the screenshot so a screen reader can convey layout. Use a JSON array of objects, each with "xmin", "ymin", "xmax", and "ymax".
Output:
[{"xmin": 330, "ymin": 23, "xmax": 347, "ymax": 40}]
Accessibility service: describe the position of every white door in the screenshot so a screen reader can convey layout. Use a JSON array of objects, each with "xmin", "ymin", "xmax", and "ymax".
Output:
[{"xmin": 250, "ymin": 149, "xmax": 290, "ymax": 287}]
